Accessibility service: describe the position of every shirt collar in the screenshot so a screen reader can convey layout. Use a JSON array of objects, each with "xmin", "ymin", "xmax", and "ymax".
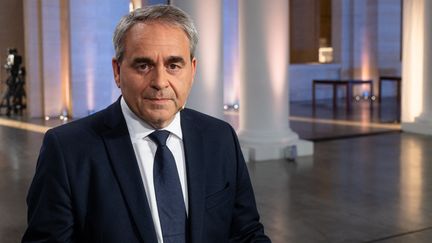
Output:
[{"xmin": 120, "ymin": 97, "xmax": 183, "ymax": 140}]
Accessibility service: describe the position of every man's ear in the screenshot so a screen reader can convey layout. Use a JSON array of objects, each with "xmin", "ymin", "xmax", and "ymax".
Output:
[
  {"xmin": 191, "ymin": 57, "xmax": 197, "ymax": 84},
  {"xmin": 112, "ymin": 58, "xmax": 121, "ymax": 88}
]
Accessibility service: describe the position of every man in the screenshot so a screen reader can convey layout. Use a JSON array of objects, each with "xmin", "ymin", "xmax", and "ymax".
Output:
[{"xmin": 22, "ymin": 5, "xmax": 270, "ymax": 243}]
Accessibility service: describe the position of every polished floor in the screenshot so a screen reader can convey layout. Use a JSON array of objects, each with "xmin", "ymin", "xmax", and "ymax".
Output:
[
  {"xmin": 251, "ymin": 132, "xmax": 432, "ymax": 243},
  {"xmin": 2, "ymin": 98, "xmax": 432, "ymax": 242}
]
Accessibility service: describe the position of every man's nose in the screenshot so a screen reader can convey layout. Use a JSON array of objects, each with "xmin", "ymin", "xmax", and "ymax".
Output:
[{"xmin": 151, "ymin": 65, "xmax": 169, "ymax": 90}]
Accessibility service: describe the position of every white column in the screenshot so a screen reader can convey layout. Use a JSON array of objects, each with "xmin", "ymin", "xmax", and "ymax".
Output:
[
  {"xmin": 23, "ymin": 0, "xmax": 44, "ymax": 117},
  {"xmin": 130, "ymin": 0, "xmax": 142, "ymax": 9},
  {"xmin": 401, "ymin": 0, "xmax": 424, "ymax": 123},
  {"xmin": 24, "ymin": 0, "xmax": 64, "ymax": 118},
  {"xmin": 171, "ymin": 0, "xmax": 224, "ymax": 119},
  {"xmin": 402, "ymin": 0, "xmax": 432, "ymax": 134},
  {"xmin": 418, "ymin": 0, "xmax": 432, "ymax": 120},
  {"xmin": 238, "ymin": 0, "xmax": 313, "ymax": 161},
  {"xmin": 41, "ymin": 0, "xmax": 64, "ymax": 117}
]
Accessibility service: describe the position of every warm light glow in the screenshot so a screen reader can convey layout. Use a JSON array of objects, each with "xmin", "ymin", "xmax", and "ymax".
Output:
[
  {"xmin": 399, "ymin": 138, "xmax": 424, "ymax": 223},
  {"xmin": 318, "ymin": 47, "xmax": 334, "ymax": 63},
  {"xmin": 230, "ymin": 62, "xmax": 241, "ymax": 105},
  {"xmin": 196, "ymin": 1, "xmax": 222, "ymax": 100},
  {"xmin": 62, "ymin": 78, "xmax": 71, "ymax": 115},
  {"xmin": 0, "ymin": 118, "xmax": 50, "ymax": 134},
  {"xmin": 265, "ymin": 0, "xmax": 288, "ymax": 100},
  {"xmin": 288, "ymin": 116, "xmax": 401, "ymax": 130},
  {"xmin": 60, "ymin": 0, "xmax": 72, "ymax": 116},
  {"xmin": 86, "ymin": 78, "xmax": 94, "ymax": 112},
  {"xmin": 360, "ymin": 34, "xmax": 371, "ymax": 80},
  {"xmin": 353, "ymin": 2, "xmax": 378, "ymax": 99},
  {"xmin": 85, "ymin": 49, "xmax": 95, "ymax": 112},
  {"xmin": 402, "ymin": 0, "xmax": 424, "ymax": 122},
  {"xmin": 359, "ymin": 33, "xmax": 373, "ymax": 96},
  {"xmin": 129, "ymin": 0, "xmax": 141, "ymax": 12}
]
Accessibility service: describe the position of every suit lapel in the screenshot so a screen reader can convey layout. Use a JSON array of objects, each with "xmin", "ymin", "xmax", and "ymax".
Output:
[
  {"xmin": 181, "ymin": 110, "xmax": 206, "ymax": 243},
  {"xmin": 101, "ymin": 101, "xmax": 157, "ymax": 243}
]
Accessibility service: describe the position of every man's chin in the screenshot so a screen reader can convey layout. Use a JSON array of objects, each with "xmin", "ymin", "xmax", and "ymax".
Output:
[{"xmin": 139, "ymin": 109, "xmax": 177, "ymax": 128}]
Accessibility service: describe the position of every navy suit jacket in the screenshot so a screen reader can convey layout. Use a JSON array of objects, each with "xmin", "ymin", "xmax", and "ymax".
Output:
[{"xmin": 22, "ymin": 99, "xmax": 270, "ymax": 243}]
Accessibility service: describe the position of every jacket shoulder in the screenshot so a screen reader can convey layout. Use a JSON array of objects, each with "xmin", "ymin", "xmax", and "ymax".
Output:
[
  {"xmin": 181, "ymin": 108, "xmax": 233, "ymax": 133},
  {"xmin": 47, "ymin": 103, "xmax": 115, "ymax": 139}
]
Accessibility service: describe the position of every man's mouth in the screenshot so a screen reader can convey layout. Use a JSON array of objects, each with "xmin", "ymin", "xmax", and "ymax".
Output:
[{"xmin": 145, "ymin": 97, "xmax": 173, "ymax": 104}]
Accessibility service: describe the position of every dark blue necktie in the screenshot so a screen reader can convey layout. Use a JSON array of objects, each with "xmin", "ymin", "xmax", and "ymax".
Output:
[{"xmin": 149, "ymin": 130, "xmax": 186, "ymax": 243}]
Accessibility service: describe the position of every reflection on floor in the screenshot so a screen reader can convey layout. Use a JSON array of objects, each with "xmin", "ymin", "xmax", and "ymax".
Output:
[
  {"xmin": 225, "ymin": 97, "xmax": 401, "ymax": 141},
  {"xmin": 291, "ymin": 97, "xmax": 401, "ymax": 141},
  {"xmin": 250, "ymin": 132, "xmax": 432, "ymax": 243},
  {"xmin": 3, "ymin": 97, "xmax": 432, "ymax": 243}
]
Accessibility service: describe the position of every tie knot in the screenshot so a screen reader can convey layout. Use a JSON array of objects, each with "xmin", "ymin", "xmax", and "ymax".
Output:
[{"xmin": 148, "ymin": 130, "xmax": 170, "ymax": 147}]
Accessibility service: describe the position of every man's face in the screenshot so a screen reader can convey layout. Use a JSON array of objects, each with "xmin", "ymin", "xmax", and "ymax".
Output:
[{"xmin": 112, "ymin": 22, "xmax": 196, "ymax": 129}]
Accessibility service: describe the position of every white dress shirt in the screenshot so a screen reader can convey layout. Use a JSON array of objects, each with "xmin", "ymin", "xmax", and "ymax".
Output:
[{"xmin": 120, "ymin": 98, "xmax": 188, "ymax": 243}]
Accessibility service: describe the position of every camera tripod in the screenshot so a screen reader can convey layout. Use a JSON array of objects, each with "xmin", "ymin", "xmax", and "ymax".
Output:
[{"xmin": 1, "ymin": 72, "xmax": 26, "ymax": 116}]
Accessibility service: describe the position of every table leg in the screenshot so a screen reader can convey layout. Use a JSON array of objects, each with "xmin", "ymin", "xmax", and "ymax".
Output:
[
  {"xmin": 369, "ymin": 82, "xmax": 374, "ymax": 112},
  {"xmin": 312, "ymin": 82, "xmax": 316, "ymax": 111},
  {"xmin": 397, "ymin": 80, "xmax": 401, "ymax": 106},
  {"xmin": 378, "ymin": 78, "xmax": 382, "ymax": 103},
  {"xmin": 397, "ymin": 80, "xmax": 401, "ymax": 120},
  {"xmin": 346, "ymin": 83, "xmax": 354, "ymax": 112},
  {"xmin": 333, "ymin": 84, "xmax": 337, "ymax": 109}
]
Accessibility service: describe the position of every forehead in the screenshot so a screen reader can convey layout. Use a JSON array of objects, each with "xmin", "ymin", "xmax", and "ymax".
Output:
[{"xmin": 123, "ymin": 22, "xmax": 190, "ymax": 56}]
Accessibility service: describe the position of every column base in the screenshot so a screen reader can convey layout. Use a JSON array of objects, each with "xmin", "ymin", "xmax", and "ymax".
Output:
[
  {"xmin": 238, "ymin": 129, "xmax": 314, "ymax": 162},
  {"xmin": 402, "ymin": 114, "xmax": 432, "ymax": 135}
]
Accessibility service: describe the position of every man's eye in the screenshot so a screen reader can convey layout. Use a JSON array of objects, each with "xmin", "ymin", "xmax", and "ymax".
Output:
[
  {"xmin": 136, "ymin": 63, "xmax": 150, "ymax": 71},
  {"xmin": 168, "ymin": 63, "xmax": 181, "ymax": 70}
]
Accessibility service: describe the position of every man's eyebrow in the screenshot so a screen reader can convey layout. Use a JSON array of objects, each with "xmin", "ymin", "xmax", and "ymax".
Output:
[
  {"xmin": 132, "ymin": 57, "xmax": 155, "ymax": 65},
  {"xmin": 165, "ymin": 56, "xmax": 186, "ymax": 65}
]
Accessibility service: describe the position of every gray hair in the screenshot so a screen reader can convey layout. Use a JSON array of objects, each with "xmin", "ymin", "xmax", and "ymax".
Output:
[{"xmin": 113, "ymin": 5, "xmax": 198, "ymax": 62}]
